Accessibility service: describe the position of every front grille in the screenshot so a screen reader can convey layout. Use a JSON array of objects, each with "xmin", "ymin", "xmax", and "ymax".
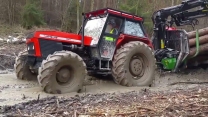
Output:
[
  {"xmin": 27, "ymin": 43, "xmax": 35, "ymax": 55},
  {"xmin": 39, "ymin": 39, "xmax": 63, "ymax": 57}
]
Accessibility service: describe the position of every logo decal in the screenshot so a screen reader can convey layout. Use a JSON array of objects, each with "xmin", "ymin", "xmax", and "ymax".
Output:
[{"xmin": 39, "ymin": 34, "xmax": 81, "ymax": 43}]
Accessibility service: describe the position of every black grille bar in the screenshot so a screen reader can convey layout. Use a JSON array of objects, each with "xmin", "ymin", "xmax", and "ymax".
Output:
[{"xmin": 39, "ymin": 39, "xmax": 63, "ymax": 58}]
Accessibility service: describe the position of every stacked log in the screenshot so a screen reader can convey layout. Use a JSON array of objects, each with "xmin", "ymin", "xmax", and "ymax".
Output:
[{"xmin": 186, "ymin": 27, "xmax": 208, "ymax": 66}]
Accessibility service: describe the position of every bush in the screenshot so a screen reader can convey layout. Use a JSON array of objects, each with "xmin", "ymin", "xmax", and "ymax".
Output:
[
  {"xmin": 119, "ymin": 0, "xmax": 153, "ymax": 35},
  {"xmin": 21, "ymin": 0, "xmax": 45, "ymax": 29}
]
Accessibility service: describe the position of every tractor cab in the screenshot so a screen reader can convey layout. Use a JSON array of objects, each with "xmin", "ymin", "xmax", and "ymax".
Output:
[{"xmin": 79, "ymin": 8, "xmax": 148, "ymax": 61}]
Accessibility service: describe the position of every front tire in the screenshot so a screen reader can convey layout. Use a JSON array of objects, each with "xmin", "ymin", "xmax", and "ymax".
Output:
[
  {"xmin": 37, "ymin": 51, "xmax": 87, "ymax": 94},
  {"xmin": 14, "ymin": 49, "xmax": 37, "ymax": 81},
  {"xmin": 112, "ymin": 41, "xmax": 156, "ymax": 87}
]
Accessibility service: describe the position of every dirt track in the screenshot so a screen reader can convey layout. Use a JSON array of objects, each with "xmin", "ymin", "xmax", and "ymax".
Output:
[
  {"xmin": 1, "ymin": 43, "xmax": 208, "ymax": 116},
  {"xmin": 0, "ymin": 68, "xmax": 208, "ymax": 106},
  {"xmin": 1, "ymin": 68, "xmax": 208, "ymax": 116}
]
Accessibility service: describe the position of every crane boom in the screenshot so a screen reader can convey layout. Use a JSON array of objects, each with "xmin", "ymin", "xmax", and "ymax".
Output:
[
  {"xmin": 152, "ymin": 0, "xmax": 208, "ymax": 72},
  {"xmin": 152, "ymin": 0, "xmax": 208, "ymax": 49}
]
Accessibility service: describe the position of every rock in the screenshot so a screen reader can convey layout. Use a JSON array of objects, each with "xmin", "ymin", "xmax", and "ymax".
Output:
[
  {"xmin": 0, "ymin": 38, "xmax": 4, "ymax": 42},
  {"xmin": 63, "ymin": 111, "xmax": 70, "ymax": 116},
  {"xmin": 0, "ymin": 99, "xmax": 6, "ymax": 102},
  {"xmin": 0, "ymin": 70, "xmax": 8, "ymax": 74},
  {"xmin": 15, "ymin": 85, "xmax": 20, "ymax": 89},
  {"xmin": 15, "ymin": 104, "xmax": 24, "ymax": 110}
]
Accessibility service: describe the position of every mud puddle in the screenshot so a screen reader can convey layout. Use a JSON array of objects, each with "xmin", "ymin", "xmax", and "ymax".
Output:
[{"xmin": 0, "ymin": 68, "xmax": 208, "ymax": 107}]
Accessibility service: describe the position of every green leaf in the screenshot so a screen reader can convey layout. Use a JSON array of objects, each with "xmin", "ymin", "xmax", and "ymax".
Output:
[{"xmin": 21, "ymin": 0, "xmax": 45, "ymax": 29}]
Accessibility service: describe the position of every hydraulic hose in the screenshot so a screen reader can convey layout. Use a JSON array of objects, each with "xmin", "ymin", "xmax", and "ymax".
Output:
[
  {"xmin": 192, "ymin": 29, "xmax": 200, "ymax": 58},
  {"xmin": 182, "ymin": 29, "xmax": 199, "ymax": 66}
]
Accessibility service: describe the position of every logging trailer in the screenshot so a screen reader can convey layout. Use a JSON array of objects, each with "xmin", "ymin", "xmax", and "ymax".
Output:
[{"xmin": 14, "ymin": 0, "xmax": 208, "ymax": 94}]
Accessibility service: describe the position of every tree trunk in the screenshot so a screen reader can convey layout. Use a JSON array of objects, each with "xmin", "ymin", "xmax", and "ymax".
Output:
[
  {"xmin": 76, "ymin": 0, "xmax": 79, "ymax": 32},
  {"xmin": 188, "ymin": 27, "xmax": 208, "ymax": 39},
  {"xmin": 189, "ymin": 34, "xmax": 208, "ymax": 47},
  {"xmin": 136, "ymin": 0, "xmax": 139, "ymax": 15},
  {"xmin": 61, "ymin": 0, "xmax": 73, "ymax": 31},
  {"xmin": 188, "ymin": 43, "xmax": 208, "ymax": 57},
  {"xmin": 90, "ymin": 0, "xmax": 94, "ymax": 11},
  {"xmin": 83, "ymin": 0, "xmax": 86, "ymax": 12},
  {"xmin": 171, "ymin": 0, "xmax": 174, "ymax": 6},
  {"xmin": 115, "ymin": 0, "xmax": 119, "ymax": 9},
  {"xmin": 104, "ymin": 0, "xmax": 107, "ymax": 8}
]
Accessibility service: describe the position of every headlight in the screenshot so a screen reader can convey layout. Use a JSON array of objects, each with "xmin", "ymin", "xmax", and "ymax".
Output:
[
  {"xmin": 27, "ymin": 43, "xmax": 35, "ymax": 55},
  {"xmin": 27, "ymin": 45, "xmax": 34, "ymax": 50}
]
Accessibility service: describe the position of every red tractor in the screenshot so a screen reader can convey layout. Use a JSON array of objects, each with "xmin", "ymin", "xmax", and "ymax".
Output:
[{"xmin": 14, "ymin": 8, "xmax": 156, "ymax": 94}]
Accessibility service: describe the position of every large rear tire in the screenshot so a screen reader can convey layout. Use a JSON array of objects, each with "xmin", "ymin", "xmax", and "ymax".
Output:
[
  {"xmin": 112, "ymin": 41, "xmax": 156, "ymax": 87},
  {"xmin": 14, "ymin": 49, "xmax": 37, "ymax": 81},
  {"xmin": 37, "ymin": 51, "xmax": 87, "ymax": 94}
]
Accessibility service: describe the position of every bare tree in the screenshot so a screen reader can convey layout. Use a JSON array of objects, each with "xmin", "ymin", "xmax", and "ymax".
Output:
[
  {"xmin": 91, "ymin": 0, "xmax": 94, "ymax": 11},
  {"xmin": 77, "ymin": 0, "xmax": 80, "ymax": 32}
]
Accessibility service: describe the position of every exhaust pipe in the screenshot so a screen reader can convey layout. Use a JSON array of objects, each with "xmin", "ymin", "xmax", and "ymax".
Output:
[{"xmin": 81, "ymin": 13, "xmax": 85, "ymax": 48}]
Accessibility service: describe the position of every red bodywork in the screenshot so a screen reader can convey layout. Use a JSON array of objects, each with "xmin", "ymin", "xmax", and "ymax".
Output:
[
  {"xmin": 85, "ymin": 8, "xmax": 153, "ymax": 49},
  {"xmin": 27, "ymin": 8, "xmax": 153, "ymax": 57},
  {"xmin": 166, "ymin": 27, "xmax": 177, "ymax": 30},
  {"xmin": 116, "ymin": 34, "xmax": 153, "ymax": 49},
  {"xmin": 27, "ymin": 31, "xmax": 92, "ymax": 57}
]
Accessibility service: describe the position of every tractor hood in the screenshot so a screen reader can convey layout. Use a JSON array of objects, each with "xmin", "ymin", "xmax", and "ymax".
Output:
[{"xmin": 27, "ymin": 30, "xmax": 93, "ymax": 46}]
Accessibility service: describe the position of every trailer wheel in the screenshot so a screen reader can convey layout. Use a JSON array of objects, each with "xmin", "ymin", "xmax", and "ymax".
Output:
[
  {"xmin": 37, "ymin": 51, "xmax": 87, "ymax": 94},
  {"xmin": 14, "ymin": 49, "xmax": 37, "ymax": 81},
  {"xmin": 112, "ymin": 41, "xmax": 156, "ymax": 87}
]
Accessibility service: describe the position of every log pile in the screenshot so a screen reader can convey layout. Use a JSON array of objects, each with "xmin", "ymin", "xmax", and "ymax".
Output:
[{"xmin": 187, "ymin": 27, "xmax": 208, "ymax": 66}]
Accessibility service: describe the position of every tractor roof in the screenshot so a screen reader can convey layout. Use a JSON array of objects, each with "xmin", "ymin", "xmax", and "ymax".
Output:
[{"xmin": 85, "ymin": 8, "xmax": 144, "ymax": 22}]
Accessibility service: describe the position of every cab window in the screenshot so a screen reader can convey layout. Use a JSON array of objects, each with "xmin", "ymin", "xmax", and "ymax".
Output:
[
  {"xmin": 104, "ymin": 16, "xmax": 122, "ymax": 35},
  {"xmin": 124, "ymin": 20, "xmax": 145, "ymax": 37}
]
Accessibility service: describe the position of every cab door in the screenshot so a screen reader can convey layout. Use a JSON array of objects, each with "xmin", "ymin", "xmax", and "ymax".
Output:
[{"xmin": 99, "ymin": 15, "xmax": 123, "ymax": 59}]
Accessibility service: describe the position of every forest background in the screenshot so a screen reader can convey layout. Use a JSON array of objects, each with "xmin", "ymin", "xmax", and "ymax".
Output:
[{"xmin": 0, "ymin": 0, "xmax": 207, "ymax": 36}]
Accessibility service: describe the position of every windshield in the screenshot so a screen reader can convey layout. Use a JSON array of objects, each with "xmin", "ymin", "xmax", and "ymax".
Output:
[{"xmin": 84, "ymin": 17, "xmax": 107, "ymax": 45}]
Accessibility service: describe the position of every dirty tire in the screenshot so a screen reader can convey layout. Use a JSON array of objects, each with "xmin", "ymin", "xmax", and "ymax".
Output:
[
  {"xmin": 112, "ymin": 41, "xmax": 156, "ymax": 87},
  {"xmin": 37, "ymin": 51, "xmax": 87, "ymax": 94},
  {"xmin": 14, "ymin": 49, "xmax": 37, "ymax": 81}
]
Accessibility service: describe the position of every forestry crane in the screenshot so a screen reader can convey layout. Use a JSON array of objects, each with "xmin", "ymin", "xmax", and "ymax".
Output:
[{"xmin": 151, "ymin": 0, "xmax": 208, "ymax": 72}]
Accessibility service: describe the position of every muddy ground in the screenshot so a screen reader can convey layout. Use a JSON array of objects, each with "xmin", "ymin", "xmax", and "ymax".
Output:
[
  {"xmin": 0, "ymin": 68, "xmax": 208, "ymax": 106},
  {"xmin": 0, "ymin": 68, "xmax": 208, "ymax": 116},
  {"xmin": 0, "ymin": 43, "xmax": 26, "ymax": 70},
  {"xmin": 1, "ymin": 43, "xmax": 208, "ymax": 116}
]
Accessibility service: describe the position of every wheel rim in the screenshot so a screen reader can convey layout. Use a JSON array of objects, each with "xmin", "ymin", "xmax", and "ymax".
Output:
[
  {"xmin": 56, "ymin": 66, "xmax": 72, "ymax": 85},
  {"xmin": 129, "ymin": 55, "xmax": 145, "ymax": 79}
]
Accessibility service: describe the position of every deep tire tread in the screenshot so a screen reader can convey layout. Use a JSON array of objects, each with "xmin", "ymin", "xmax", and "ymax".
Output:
[
  {"xmin": 112, "ymin": 41, "xmax": 156, "ymax": 86},
  {"xmin": 14, "ymin": 49, "xmax": 37, "ymax": 80},
  {"xmin": 37, "ymin": 50, "xmax": 87, "ymax": 94}
]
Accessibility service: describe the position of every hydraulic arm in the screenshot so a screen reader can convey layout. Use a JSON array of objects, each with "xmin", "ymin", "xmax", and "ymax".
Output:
[
  {"xmin": 152, "ymin": 0, "xmax": 208, "ymax": 72},
  {"xmin": 152, "ymin": 0, "xmax": 208, "ymax": 49}
]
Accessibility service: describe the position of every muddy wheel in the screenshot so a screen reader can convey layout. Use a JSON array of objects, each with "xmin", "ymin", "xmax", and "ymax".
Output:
[
  {"xmin": 37, "ymin": 51, "xmax": 87, "ymax": 94},
  {"xmin": 14, "ymin": 49, "xmax": 37, "ymax": 81},
  {"xmin": 112, "ymin": 41, "xmax": 156, "ymax": 87}
]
